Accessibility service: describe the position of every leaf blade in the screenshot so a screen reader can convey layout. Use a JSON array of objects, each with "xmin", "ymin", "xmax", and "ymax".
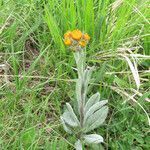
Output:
[
  {"xmin": 84, "ymin": 100, "xmax": 108, "ymax": 124},
  {"xmin": 84, "ymin": 92, "xmax": 100, "ymax": 113},
  {"xmin": 75, "ymin": 139, "xmax": 82, "ymax": 150},
  {"xmin": 85, "ymin": 106, "xmax": 108, "ymax": 132},
  {"xmin": 83, "ymin": 134, "xmax": 104, "ymax": 144}
]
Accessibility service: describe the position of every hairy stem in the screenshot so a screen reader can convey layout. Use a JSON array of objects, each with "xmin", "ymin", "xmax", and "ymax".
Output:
[
  {"xmin": 76, "ymin": 50, "xmax": 86, "ymax": 128},
  {"xmin": 80, "ymin": 83, "xmax": 85, "ymax": 127}
]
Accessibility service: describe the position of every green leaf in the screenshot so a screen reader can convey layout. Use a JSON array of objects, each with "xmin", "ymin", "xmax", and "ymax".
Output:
[
  {"xmin": 91, "ymin": 144, "xmax": 104, "ymax": 150},
  {"xmin": 114, "ymin": 75, "xmax": 129, "ymax": 88},
  {"xmin": 139, "ymin": 92, "xmax": 150, "ymax": 101},
  {"xmin": 44, "ymin": 5, "xmax": 65, "ymax": 54},
  {"xmin": 21, "ymin": 128, "xmax": 36, "ymax": 148},
  {"xmin": 84, "ymin": 0, "xmax": 95, "ymax": 37},
  {"xmin": 83, "ymin": 134, "xmax": 104, "ymax": 144}
]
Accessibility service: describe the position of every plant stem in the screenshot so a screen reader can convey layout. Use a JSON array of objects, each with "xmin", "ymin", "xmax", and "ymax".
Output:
[{"xmin": 76, "ymin": 50, "xmax": 86, "ymax": 128}]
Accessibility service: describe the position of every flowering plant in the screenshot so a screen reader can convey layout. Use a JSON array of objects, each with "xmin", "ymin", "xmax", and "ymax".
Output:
[{"xmin": 61, "ymin": 29, "xmax": 108, "ymax": 149}]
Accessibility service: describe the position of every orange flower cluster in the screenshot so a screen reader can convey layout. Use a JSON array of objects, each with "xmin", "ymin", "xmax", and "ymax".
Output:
[{"xmin": 64, "ymin": 29, "xmax": 90, "ymax": 51}]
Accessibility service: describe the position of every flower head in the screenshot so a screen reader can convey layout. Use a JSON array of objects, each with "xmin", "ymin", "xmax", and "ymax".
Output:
[
  {"xmin": 83, "ymin": 33, "xmax": 90, "ymax": 41},
  {"xmin": 64, "ymin": 31, "xmax": 72, "ymax": 39},
  {"xmin": 79, "ymin": 40, "xmax": 86, "ymax": 47},
  {"xmin": 63, "ymin": 29, "xmax": 90, "ymax": 51},
  {"xmin": 64, "ymin": 38, "xmax": 72, "ymax": 46},
  {"xmin": 71, "ymin": 29, "xmax": 82, "ymax": 40}
]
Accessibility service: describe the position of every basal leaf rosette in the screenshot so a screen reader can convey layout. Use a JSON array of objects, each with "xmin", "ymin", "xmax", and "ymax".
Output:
[{"xmin": 63, "ymin": 29, "xmax": 90, "ymax": 51}]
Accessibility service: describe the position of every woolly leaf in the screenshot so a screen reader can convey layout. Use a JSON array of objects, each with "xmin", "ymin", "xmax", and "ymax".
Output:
[
  {"xmin": 76, "ymin": 78, "xmax": 82, "ymax": 105},
  {"xmin": 82, "ymin": 67, "xmax": 94, "ymax": 102},
  {"xmin": 66, "ymin": 103, "xmax": 80, "ymax": 125},
  {"xmin": 84, "ymin": 106, "xmax": 108, "ymax": 132},
  {"xmin": 62, "ymin": 110, "xmax": 78, "ymax": 127},
  {"xmin": 74, "ymin": 51, "xmax": 85, "ymax": 77},
  {"xmin": 84, "ymin": 100, "xmax": 108, "ymax": 124},
  {"xmin": 75, "ymin": 139, "xmax": 82, "ymax": 150},
  {"xmin": 83, "ymin": 67, "xmax": 93, "ymax": 92},
  {"xmin": 84, "ymin": 92, "xmax": 100, "ymax": 113},
  {"xmin": 60, "ymin": 116, "xmax": 72, "ymax": 134},
  {"xmin": 83, "ymin": 134, "xmax": 104, "ymax": 144}
]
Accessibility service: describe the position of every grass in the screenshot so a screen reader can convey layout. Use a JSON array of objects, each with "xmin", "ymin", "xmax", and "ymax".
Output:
[{"xmin": 0, "ymin": 0, "xmax": 149, "ymax": 149}]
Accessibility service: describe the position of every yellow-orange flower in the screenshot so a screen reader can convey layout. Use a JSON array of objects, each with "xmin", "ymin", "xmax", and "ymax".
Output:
[
  {"xmin": 79, "ymin": 41, "xmax": 86, "ymax": 47},
  {"xmin": 71, "ymin": 29, "xmax": 82, "ymax": 40},
  {"xmin": 63, "ymin": 30, "xmax": 90, "ymax": 50},
  {"xmin": 83, "ymin": 33, "xmax": 90, "ymax": 41},
  {"xmin": 64, "ymin": 38, "xmax": 72, "ymax": 46},
  {"xmin": 64, "ymin": 31, "xmax": 72, "ymax": 39}
]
